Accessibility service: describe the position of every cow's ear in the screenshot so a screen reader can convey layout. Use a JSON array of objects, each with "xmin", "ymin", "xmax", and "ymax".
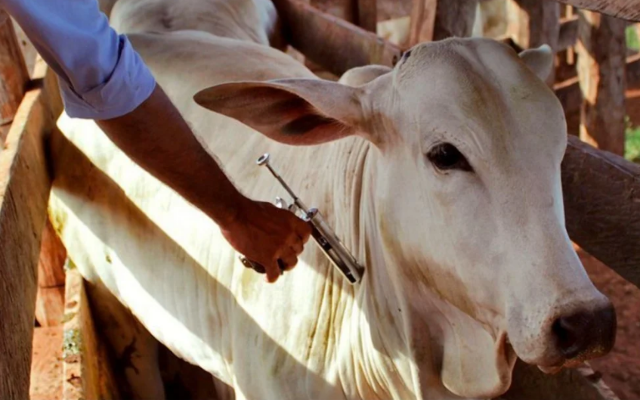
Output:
[
  {"xmin": 518, "ymin": 44, "xmax": 553, "ymax": 82},
  {"xmin": 193, "ymin": 79, "xmax": 370, "ymax": 146}
]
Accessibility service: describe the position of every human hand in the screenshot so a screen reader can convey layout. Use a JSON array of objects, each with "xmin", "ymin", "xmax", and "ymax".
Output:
[{"xmin": 220, "ymin": 197, "xmax": 312, "ymax": 283}]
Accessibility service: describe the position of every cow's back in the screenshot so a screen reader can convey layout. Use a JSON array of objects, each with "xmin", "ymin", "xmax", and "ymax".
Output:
[{"xmin": 109, "ymin": 0, "xmax": 284, "ymax": 48}]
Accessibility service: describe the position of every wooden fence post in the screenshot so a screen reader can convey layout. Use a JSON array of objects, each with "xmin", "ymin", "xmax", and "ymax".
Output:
[
  {"xmin": 0, "ymin": 10, "xmax": 29, "ymax": 144},
  {"xmin": 355, "ymin": 0, "xmax": 377, "ymax": 32},
  {"xmin": 565, "ymin": 5, "xmax": 576, "ymax": 64},
  {"xmin": 553, "ymin": 0, "xmax": 640, "ymax": 21},
  {"xmin": 408, "ymin": 0, "xmax": 478, "ymax": 46},
  {"xmin": 0, "ymin": 59, "xmax": 60, "ymax": 400},
  {"xmin": 576, "ymin": 10, "xmax": 626, "ymax": 155},
  {"xmin": 507, "ymin": 0, "xmax": 560, "ymax": 85}
]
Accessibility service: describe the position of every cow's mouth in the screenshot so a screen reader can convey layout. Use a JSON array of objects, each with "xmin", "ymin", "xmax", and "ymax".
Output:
[
  {"xmin": 538, "ymin": 357, "xmax": 587, "ymax": 374},
  {"xmin": 502, "ymin": 333, "xmax": 581, "ymax": 375},
  {"xmin": 498, "ymin": 332, "xmax": 517, "ymax": 370}
]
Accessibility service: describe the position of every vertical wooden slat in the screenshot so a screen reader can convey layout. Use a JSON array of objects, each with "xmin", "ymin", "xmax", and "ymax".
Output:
[
  {"xmin": 576, "ymin": 10, "xmax": 627, "ymax": 155},
  {"xmin": 408, "ymin": 0, "xmax": 438, "ymax": 43},
  {"xmin": 0, "ymin": 10, "xmax": 30, "ymax": 143},
  {"xmin": 355, "ymin": 0, "xmax": 377, "ymax": 32},
  {"xmin": 35, "ymin": 218, "xmax": 67, "ymax": 327},
  {"xmin": 432, "ymin": 0, "xmax": 478, "ymax": 41},
  {"xmin": 507, "ymin": 0, "xmax": 560, "ymax": 84},
  {"xmin": 566, "ymin": 5, "xmax": 576, "ymax": 64},
  {"xmin": 408, "ymin": 0, "xmax": 478, "ymax": 46},
  {"xmin": 507, "ymin": 0, "xmax": 561, "ymax": 49}
]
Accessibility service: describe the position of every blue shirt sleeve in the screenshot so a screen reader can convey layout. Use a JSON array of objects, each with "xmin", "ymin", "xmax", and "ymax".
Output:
[{"xmin": 0, "ymin": 0, "xmax": 156, "ymax": 120}]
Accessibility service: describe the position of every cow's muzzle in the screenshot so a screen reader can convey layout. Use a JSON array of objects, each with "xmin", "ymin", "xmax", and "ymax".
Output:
[{"xmin": 551, "ymin": 304, "xmax": 616, "ymax": 363}]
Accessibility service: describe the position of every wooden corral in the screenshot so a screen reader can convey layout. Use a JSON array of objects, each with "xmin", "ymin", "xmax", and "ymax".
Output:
[{"xmin": 0, "ymin": 0, "xmax": 639, "ymax": 399}]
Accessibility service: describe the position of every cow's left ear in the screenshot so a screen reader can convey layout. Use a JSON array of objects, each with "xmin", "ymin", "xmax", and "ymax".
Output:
[
  {"xmin": 193, "ymin": 79, "xmax": 371, "ymax": 146},
  {"xmin": 518, "ymin": 44, "xmax": 554, "ymax": 82}
]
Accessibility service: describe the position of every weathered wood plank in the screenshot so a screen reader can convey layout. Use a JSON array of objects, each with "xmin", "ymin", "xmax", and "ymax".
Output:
[
  {"xmin": 434, "ymin": 0, "xmax": 479, "ymax": 40},
  {"xmin": 553, "ymin": 0, "xmax": 640, "ymax": 22},
  {"xmin": 408, "ymin": 0, "xmax": 438, "ymax": 43},
  {"xmin": 555, "ymin": 54, "xmax": 640, "ymax": 115},
  {"xmin": 507, "ymin": 0, "xmax": 561, "ymax": 50},
  {"xmin": 36, "ymin": 286, "xmax": 66, "ymax": 327},
  {"xmin": 273, "ymin": 0, "xmax": 402, "ymax": 77},
  {"xmin": 408, "ymin": 0, "xmax": 477, "ymax": 46},
  {"xmin": 562, "ymin": 135, "xmax": 640, "ymax": 289},
  {"xmin": 577, "ymin": 10, "xmax": 627, "ymax": 154},
  {"xmin": 0, "ymin": 64, "xmax": 61, "ymax": 400},
  {"xmin": 507, "ymin": 0, "xmax": 561, "ymax": 84},
  {"xmin": 0, "ymin": 10, "xmax": 30, "ymax": 143},
  {"xmin": 35, "ymin": 217, "xmax": 67, "ymax": 326},
  {"xmin": 38, "ymin": 218, "xmax": 67, "ymax": 289},
  {"xmin": 356, "ymin": 0, "xmax": 377, "ymax": 32},
  {"xmin": 62, "ymin": 268, "xmax": 120, "ymax": 400},
  {"xmin": 558, "ymin": 14, "xmax": 579, "ymax": 52}
]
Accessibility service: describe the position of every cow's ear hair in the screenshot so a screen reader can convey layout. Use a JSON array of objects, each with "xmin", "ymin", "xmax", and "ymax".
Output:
[
  {"xmin": 518, "ymin": 44, "xmax": 553, "ymax": 82},
  {"xmin": 193, "ymin": 79, "xmax": 370, "ymax": 146}
]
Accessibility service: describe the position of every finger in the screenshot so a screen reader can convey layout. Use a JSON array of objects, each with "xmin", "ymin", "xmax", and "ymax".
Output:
[
  {"xmin": 265, "ymin": 260, "xmax": 281, "ymax": 283},
  {"xmin": 288, "ymin": 236, "xmax": 304, "ymax": 254},
  {"xmin": 290, "ymin": 217, "xmax": 312, "ymax": 243},
  {"xmin": 280, "ymin": 253, "xmax": 298, "ymax": 271}
]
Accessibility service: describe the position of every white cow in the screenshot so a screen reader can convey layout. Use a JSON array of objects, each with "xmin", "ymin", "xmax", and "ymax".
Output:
[{"xmin": 48, "ymin": 0, "xmax": 616, "ymax": 399}]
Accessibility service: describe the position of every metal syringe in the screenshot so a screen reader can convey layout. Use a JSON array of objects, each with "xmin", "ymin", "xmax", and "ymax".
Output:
[{"xmin": 239, "ymin": 153, "xmax": 365, "ymax": 284}]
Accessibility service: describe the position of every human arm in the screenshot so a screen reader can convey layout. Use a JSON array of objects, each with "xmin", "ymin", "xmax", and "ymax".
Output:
[
  {"xmin": 0, "ymin": 0, "xmax": 311, "ymax": 282},
  {"xmin": 96, "ymin": 85, "xmax": 311, "ymax": 282}
]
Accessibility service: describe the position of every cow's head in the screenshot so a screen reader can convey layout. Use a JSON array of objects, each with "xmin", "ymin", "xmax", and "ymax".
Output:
[{"xmin": 194, "ymin": 38, "xmax": 615, "ymax": 398}]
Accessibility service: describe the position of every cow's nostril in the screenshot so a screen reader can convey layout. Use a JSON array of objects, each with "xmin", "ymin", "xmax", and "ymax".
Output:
[
  {"xmin": 552, "ymin": 312, "xmax": 589, "ymax": 358},
  {"xmin": 551, "ymin": 305, "xmax": 616, "ymax": 360}
]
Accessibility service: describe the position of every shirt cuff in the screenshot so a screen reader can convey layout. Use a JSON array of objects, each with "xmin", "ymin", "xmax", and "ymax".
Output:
[{"xmin": 59, "ymin": 35, "xmax": 157, "ymax": 120}]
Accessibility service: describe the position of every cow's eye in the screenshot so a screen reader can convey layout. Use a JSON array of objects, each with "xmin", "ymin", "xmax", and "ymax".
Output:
[{"xmin": 426, "ymin": 143, "xmax": 473, "ymax": 172}]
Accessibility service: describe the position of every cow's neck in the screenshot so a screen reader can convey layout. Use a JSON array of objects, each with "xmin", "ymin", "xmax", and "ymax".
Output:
[{"xmin": 297, "ymin": 139, "xmax": 431, "ymax": 399}]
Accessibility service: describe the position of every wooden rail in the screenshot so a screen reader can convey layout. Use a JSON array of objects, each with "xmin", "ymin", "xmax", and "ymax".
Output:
[
  {"xmin": 273, "ymin": 0, "xmax": 402, "ymax": 77},
  {"xmin": 553, "ymin": 0, "xmax": 640, "ymax": 21},
  {"xmin": 0, "ymin": 59, "xmax": 62, "ymax": 400},
  {"xmin": 562, "ymin": 136, "xmax": 640, "ymax": 287}
]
